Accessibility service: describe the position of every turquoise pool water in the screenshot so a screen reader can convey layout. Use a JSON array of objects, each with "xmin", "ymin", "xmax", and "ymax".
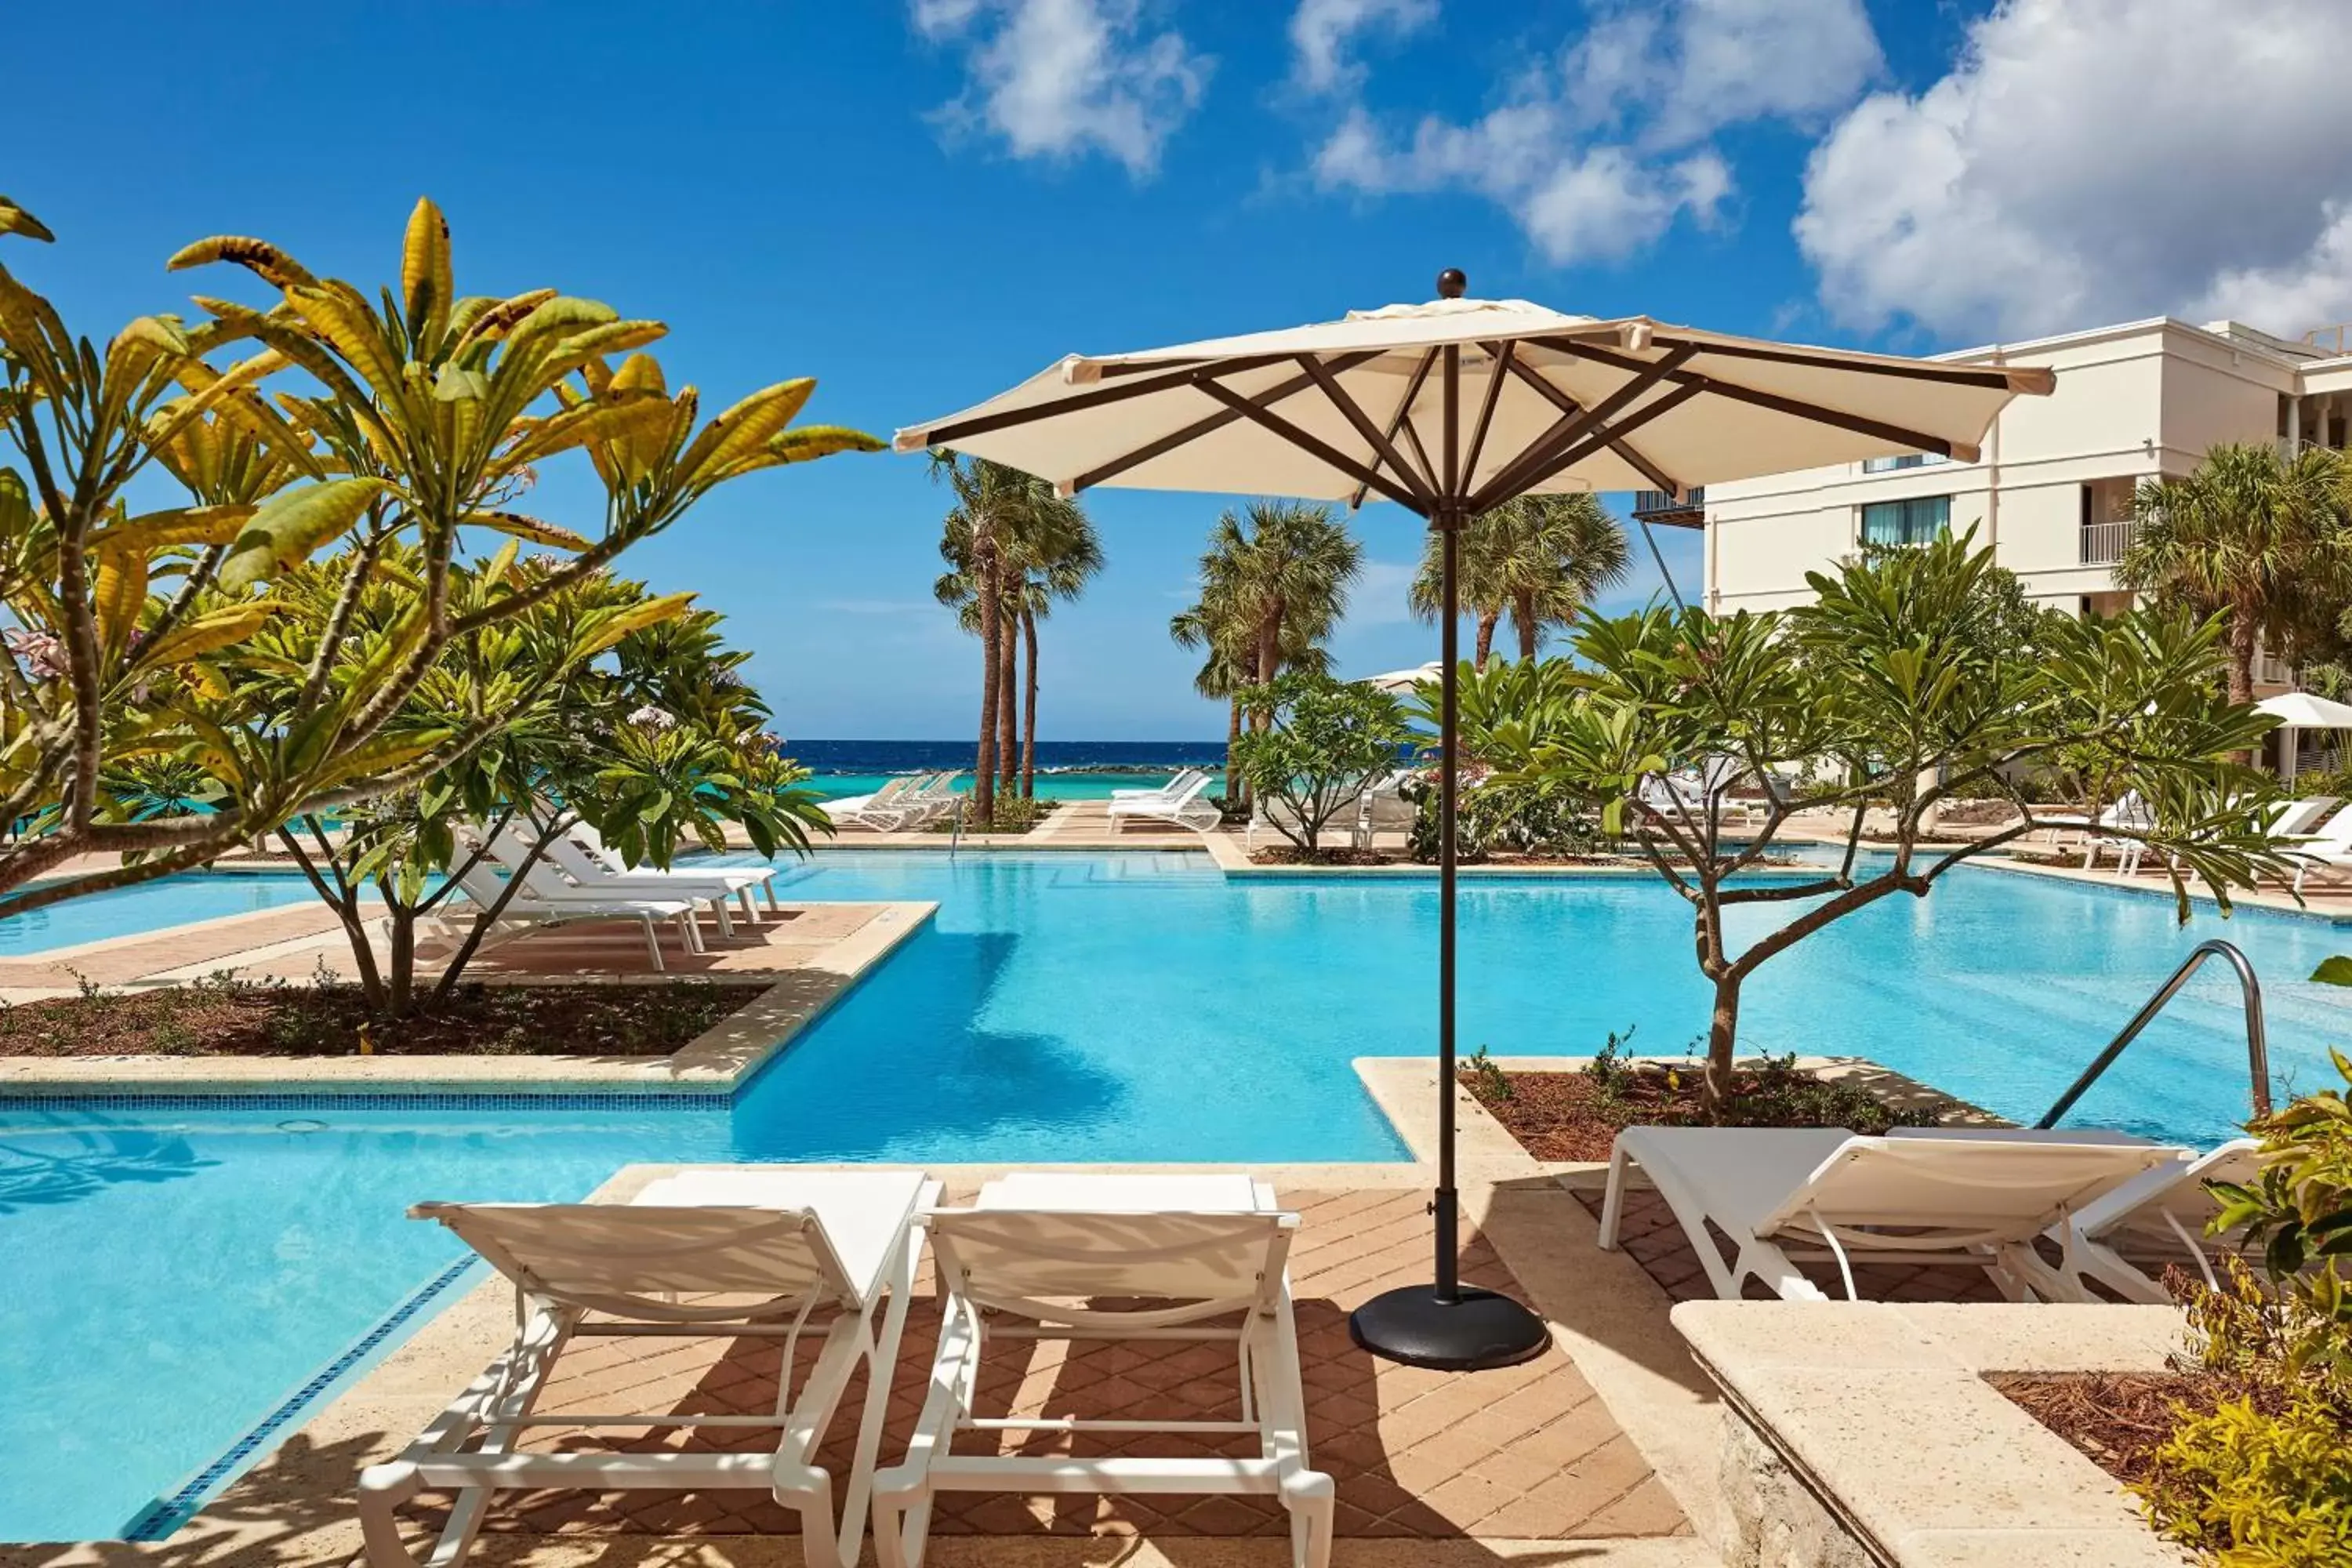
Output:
[
  {"xmin": 0, "ymin": 872, "xmax": 321, "ymax": 956},
  {"xmin": 3, "ymin": 849, "xmax": 2349, "ymax": 1541}
]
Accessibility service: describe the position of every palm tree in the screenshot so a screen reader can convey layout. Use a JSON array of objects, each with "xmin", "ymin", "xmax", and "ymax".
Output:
[
  {"xmin": 931, "ymin": 455, "xmax": 1083, "ymax": 822},
  {"xmin": 2120, "ymin": 444, "xmax": 2352, "ymax": 755},
  {"xmin": 1171, "ymin": 507, "xmax": 1352, "ymax": 803},
  {"xmin": 1007, "ymin": 508, "xmax": 1104, "ymax": 798},
  {"xmin": 1410, "ymin": 494, "xmax": 1632, "ymax": 666}
]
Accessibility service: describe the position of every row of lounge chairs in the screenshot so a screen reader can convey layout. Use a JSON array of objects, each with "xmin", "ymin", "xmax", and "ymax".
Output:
[
  {"xmin": 359, "ymin": 1171, "xmax": 1329, "ymax": 1568},
  {"xmin": 1108, "ymin": 768, "xmax": 1222, "ymax": 831},
  {"xmin": 2053, "ymin": 793, "xmax": 2352, "ymax": 888},
  {"xmin": 822, "ymin": 772, "xmax": 966, "ymax": 832},
  {"xmin": 1600, "ymin": 1123, "xmax": 2256, "ymax": 1305},
  {"xmin": 443, "ymin": 818, "xmax": 782, "ymax": 970}
]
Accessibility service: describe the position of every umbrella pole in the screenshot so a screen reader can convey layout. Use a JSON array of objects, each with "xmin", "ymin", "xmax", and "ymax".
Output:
[
  {"xmin": 1435, "ymin": 508, "xmax": 1462, "ymax": 1302},
  {"xmin": 1348, "ymin": 328, "xmax": 1549, "ymax": 1372}
]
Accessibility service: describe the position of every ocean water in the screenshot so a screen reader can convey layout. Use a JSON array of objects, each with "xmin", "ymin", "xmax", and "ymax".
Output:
[{"xmin": 789, "ymin": 739, "xmax": 1227, "ymax": 801}]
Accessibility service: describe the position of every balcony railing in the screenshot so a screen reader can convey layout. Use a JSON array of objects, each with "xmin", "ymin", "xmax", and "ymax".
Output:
[
  {"xmin": 2257, "ymin": 651, "xmax": 2297, "ymax": 688},
  {"xmin": 1629, "ymin": 486, "xmax": 1704, "ymax": 527},
  {"xmin": 2080, "ymin": 519, "xmax": 2137, "ymax": 564}
]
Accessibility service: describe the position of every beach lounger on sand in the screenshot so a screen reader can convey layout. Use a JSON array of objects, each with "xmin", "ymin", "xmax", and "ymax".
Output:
[
  {"xmin": 359, "ymin": 1169, "xmax": 938, "ymax": 1568},
  {"xmin": 871, "ymin": 1173, "xmax": 1334, "ymax": 1568},
  {"xmin": 1598, "ymin": 1126, "xmax": 2188, "ymax": 1301}
]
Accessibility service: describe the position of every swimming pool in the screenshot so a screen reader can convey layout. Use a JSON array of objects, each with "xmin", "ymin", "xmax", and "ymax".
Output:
[
  {"xmin": 0, "ymin": 872, "xmax": 322, "ymax": 957},
  {"xmin": 2, "ymin": 848, "xmax": 2347, "ymax": 1541}
]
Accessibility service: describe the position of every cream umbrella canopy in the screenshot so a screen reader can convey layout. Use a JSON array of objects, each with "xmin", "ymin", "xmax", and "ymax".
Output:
[
  {"xmin": 896, "ymin": 271, "xmax": 2055, "ymax": 1371},
  {"xmin": 2256, "ymin": 691, "xmax": 2352, "ymax": 782}
]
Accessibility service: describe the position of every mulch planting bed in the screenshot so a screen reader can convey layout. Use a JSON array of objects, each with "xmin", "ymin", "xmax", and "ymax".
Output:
[
  {"xmin": 1991, "ymin": 1370, "xmax": 2252, "ymax": 1486},
  {"xmin": 1460, "ymin": 1058, "xmax": 1937, "ymax": 1162},
  {"xmin": 0, "ymin": 978, "xmax": 771, "ymax": 1058}
]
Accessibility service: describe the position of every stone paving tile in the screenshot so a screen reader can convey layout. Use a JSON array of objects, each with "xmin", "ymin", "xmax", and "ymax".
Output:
[
  {"xmin": 1575, "ymin": 1188, "xmax": 2004, "ymax": 1305},
  {"xmin": 388, "ymin": 1190, "xmax": 1684, "ymax": 1547}
]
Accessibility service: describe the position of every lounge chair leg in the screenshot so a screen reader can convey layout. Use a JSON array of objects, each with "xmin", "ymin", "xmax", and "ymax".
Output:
[
  {"xmin": 1285, "ymin": 1472, "xmax": 1335, "ymax": 1568},
  {"xmin": 1598, "ymin": 1145, "xmax": 1632, "ymax": 1249},
  {"xmin": 356, "ymin": 1461, "xmax": 426, "ymax": 1568},
  {"xmin": 739, "ymin": 887, "xmax": 759, "ymax": 923},
  {"xmin": 642, "ymin": 916, "xmax": 665, "ymax": 972},
  {"xmin": 710, "ymin": 898, "xmax": 734, "ymax": 940}
]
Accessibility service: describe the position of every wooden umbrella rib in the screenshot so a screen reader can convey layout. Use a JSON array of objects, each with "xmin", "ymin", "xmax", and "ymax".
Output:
[
  {"xmin": 1065, "ymin": 350, "xmax": 1385, "ymax": 494},
  {"xmin": 1541, "ymin": 337, "xmax": 1966, "ymax": 460},
  {"xmin": 1478, "ymin": 380, "xmax": 1708, "ymax": 507},
  {"xmin": 1347, "ymin": 347, "xmax": 1443, "ymax": 511},
  {"xmin": 1457, "ymin": 341, "xmax": 1512, "ymax": 500},
  {"xmin": 1644, "ymin": 335, "xmax": 2024, "ymax": 390},
  {"xmin": 921, "ymin": 353, "xmax": 1289, "ymax": 447},
  {"xmin": 1192, "ymin": 379, "xmax": 1430, "ymax": 516},
  {"xmin": 1475, "ymin": 344, "xmax": 1697, "ymax": 509},
  {"xmin": 1297, "ymin": 355, "xmax": 1435, "ymax": 508},
  {"xmin": 1501, "ymin": 353, "xmax": 1686, "ymax": 500}
]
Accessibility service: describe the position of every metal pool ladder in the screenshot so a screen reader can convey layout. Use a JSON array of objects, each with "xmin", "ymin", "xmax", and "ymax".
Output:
[{"xmin": 2036, "ymin": 939, "xmax": 2273, "ymax": 1128}]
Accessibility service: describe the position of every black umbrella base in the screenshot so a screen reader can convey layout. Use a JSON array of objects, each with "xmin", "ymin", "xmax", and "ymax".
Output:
[{"xmin": 1348, "ymin": 1284, "xmax": 1551, "ymax": 1371}]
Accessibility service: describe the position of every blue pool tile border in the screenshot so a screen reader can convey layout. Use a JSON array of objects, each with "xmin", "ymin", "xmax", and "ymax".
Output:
[
  {"xmin": 0, "ymin": 1087, "xmax": 734, "ymax": 1111},
  {"xmin": 119, "ymin": 1253, "xmax": 483, "ymax": 1542}
]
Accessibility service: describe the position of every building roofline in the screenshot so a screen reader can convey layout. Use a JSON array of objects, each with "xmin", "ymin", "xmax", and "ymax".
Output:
[{"xmin": 1930, "ymin": 315, "xmax": 2325, "ymax": 370}]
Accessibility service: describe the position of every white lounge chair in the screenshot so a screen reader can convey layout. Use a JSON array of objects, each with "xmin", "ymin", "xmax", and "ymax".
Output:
[
  {"xmin": 823, "ymin": 776, "xmax": 928, "ymax": 831},
  {"xmin": 2049, "ymin": 1138, "xmax": 2263, "ymax": 1303},
  {"xmin": 2112, "ymin": 794, "xmax": 2339, "ymax": 880},
  {"xmin": 557, "ymin": 818, "xmax": 785, "ymax": 916},
  {"xmin": 873, "ymin": 1173, "xmax": 1332, "ymax": 1568},
  {"xmin": 444, "ymin": 857, "xmax": 704, "ymax": 970},
  {"xmin": 1112, "ymin": 768, "xmax": 1205, "ymax": 803},
  {"xmin": 479, "ymin": 820, "xmax": 744, "ymax": 941},
  {"xmin": 1351, "ymin": 769, "xmax": 1417, "ymax": 849},
  {"xmin": 1597, "ymin": 1126, "xmax": 2189, "ymax": 1301},
  {"xmin": 898, "ymin": 771, "xmax": 966, "ymax": 826},
  {"xmin": 2285, "ymin": 807, "xmax": 2352, "ymax": 892},
  {"xmin": 1106, "ymin": 771, "xmax": 1221, "ymax": 833},
  {"xmin": 359, "ymin": 1170, "xmax": 938, "ymax": 1568}
]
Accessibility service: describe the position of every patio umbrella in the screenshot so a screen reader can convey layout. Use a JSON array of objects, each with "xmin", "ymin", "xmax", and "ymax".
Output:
[
  {"xmin": 2256, "ymin": 691, "xmax": 2352, "ymax": 783},
  {"xmin": 896, "ymin": 271, "xmax": 2053, "ymax": 1370}
]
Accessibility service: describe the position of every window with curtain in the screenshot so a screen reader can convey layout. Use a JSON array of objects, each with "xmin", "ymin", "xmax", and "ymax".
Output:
[
  {"xmin": 1859, "ymin": 495, "xmax": 1951, "ymax": 546},
  {"xmin": 1862, "ymin": 452, "xmax": 1951, "ymax": 474}
]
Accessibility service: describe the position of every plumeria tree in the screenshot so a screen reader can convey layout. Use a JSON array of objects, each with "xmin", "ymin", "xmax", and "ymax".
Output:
[
  {"xmin": 241, "ymin": 547, "xmax": 826, "ymax": 1015},
  {"xmin": 0, "ymin": 194, "xmax": 875, "ymax": 916},
  {"xmin": 1512, "ymin": 532, "xmax": 2292, "ymax": 1108}
]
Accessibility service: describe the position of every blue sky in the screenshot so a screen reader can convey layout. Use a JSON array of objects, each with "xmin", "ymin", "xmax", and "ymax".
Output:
[{"xmin": 10, "ymin": 0, "xmax": 2350, "ymax": 739}]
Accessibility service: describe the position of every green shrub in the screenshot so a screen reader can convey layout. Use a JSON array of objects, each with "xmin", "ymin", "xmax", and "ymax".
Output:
[
  {"xmin": 1232, "ymin": 673, "xmax": 1412, "ymax": 855},
  {"xmin": 2129, "ymin": 1056, "xmax": 2352, "ymax": 1563},
  {"xmin": 2139, "ymin": 1392, "xmax": 2352, "ymax": 1566}
]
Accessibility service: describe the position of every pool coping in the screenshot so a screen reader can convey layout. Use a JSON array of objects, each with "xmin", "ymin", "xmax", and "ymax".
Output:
[{"xmin": 0, "ymin": 901, "xmax": 936, "ymax": 1099}]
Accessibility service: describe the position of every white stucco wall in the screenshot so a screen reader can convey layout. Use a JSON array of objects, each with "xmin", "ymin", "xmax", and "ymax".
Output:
[{"xmin": 1702, "ymin": 318, "xmax": 2310, "ymax": 614}]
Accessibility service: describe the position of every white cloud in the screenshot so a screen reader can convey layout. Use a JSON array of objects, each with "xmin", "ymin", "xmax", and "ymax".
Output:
[
  {"xmin": 913, "ymin": 0, "xmax": 1210, "ymax": 178},
  {"xmin": 1288, "ymin": 0, "xmax": 1437, "ymax": 94},
  {"xmin": 1309, "ymin": 0, "xmax": 1877, "ymax": 267},
  {"xmin": 1795, "ymin": 0, "xmax": 2352, "ymax": 341}
]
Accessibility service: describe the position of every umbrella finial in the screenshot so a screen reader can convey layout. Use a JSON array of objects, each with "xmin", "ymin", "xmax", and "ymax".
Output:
[{"xmin": 1436, "ymin": 267, "xmax": 1467, "ymax": 299}]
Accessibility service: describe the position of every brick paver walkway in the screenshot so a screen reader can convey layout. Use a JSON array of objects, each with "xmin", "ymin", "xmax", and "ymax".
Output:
[
  {"xmin": 403, "ymin": 1189, "xmax": 1684, "ymax": 1546},
  {"xmin": 1573, "ymin": 1187, "xmax": 2003, "ymax": 1305}
]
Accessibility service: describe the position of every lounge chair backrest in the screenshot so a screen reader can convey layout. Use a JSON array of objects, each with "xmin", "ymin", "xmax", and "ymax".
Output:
[
  {"xmin": 414, "ymin": 1200, "xmax": 861, "ymax": 1319},
  {"xmin": 1761, "ymin": 1135, "xmax": 2187, "ymax": 1242},
  {"xmin": 447, "ymin": 854, "xmax": 521, "ymax": 907},
  {"xmin": 2271, "ymin": 797, "xmax": 2339, "ymax": 838},
  {"xmin": 2078, "ymin": 1138, "xmax": 2261, "ymax": 1250},
  {"xmin": 925, "ymin": 1207, "xmax": 1295, "ymax": 1323},
  {"xmin": 476, "ymin": 822, "xmax": 583, "ymax": 898},
  {"xmin": 2292, "ymin": 805, "xmax": 2352, "ymax": 853},
  {"xmin": 1163, "ymin": 774, "xmax": 1214, "ymax": 808},
  {"xmin": 540, "ymin": 826, "xmax": 618, "ymax": 884}
]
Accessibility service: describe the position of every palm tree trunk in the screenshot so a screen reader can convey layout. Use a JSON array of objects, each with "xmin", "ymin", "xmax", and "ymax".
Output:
[
  {"xmin": 1226, "ymin": 695, "xmax": 1243, "ymax": 811},
  {"xmin": 1513, "ymin": 590, "xmax": 1538, "ymax": 660},
  {"xmin": 973, "ymin": 544, "xmax": 1001, "ymax": 823},
  {"xmin": 1021, "ymin": 606, "xmax": 1040, "ymax": 800},
  {"xmin": 1474, "ymin": 609, "xmax": 1499, "ymax": 670},
  {"xmin": 2229, "ymin": 609, "xmax": 2259, "ymax": 765},
  {"xmin": 998, "ymin": 613, "xmax": 1019, "ymax": 812}
]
